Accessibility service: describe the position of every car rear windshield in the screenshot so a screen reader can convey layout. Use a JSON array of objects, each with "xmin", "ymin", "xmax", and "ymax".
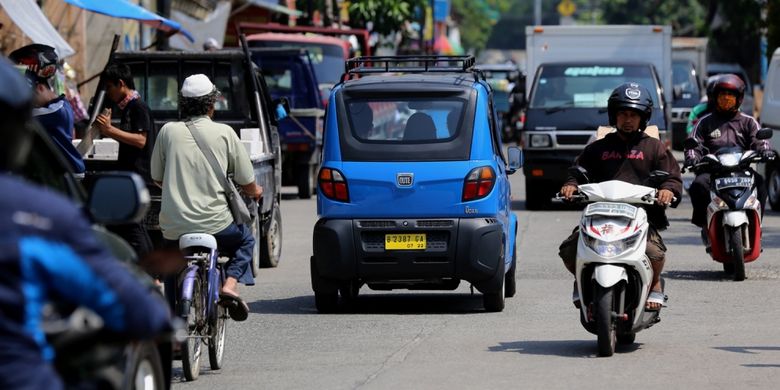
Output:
[
  {"xmin": 337, "ymin": 91, "xmax": 475, "ymax": 161},
  {"xmin": 530, "ymin": 64, "xmax": 661, "ymax": 109}
]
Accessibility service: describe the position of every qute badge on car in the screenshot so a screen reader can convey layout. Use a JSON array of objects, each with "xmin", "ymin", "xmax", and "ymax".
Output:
[{"xmin": 396, "ymin": 173, "xmax": 413, "ymax": 187}]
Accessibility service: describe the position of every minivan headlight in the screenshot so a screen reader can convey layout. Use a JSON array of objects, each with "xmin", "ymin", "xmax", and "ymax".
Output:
[{"xmin": 529, "ymin": 134, "xmax": 552, "ymax": 148}]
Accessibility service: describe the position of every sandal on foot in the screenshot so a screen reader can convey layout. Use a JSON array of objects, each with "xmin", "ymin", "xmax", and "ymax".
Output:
[
  {"xmin": 219, "ymin": 293, "xmax": 249, "ymax": 321},
  {"xmin": 645, "ymin": 291, "xmax": 667, "ymax": 312}
]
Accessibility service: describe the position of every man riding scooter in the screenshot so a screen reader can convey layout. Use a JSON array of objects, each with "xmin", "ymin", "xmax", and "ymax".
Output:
[
  {"xmin": 685, "ymin": 74, "xmax": 775, "ymax": 234},
  {"xmin": 559, "ymin": 82, "xmax": 683, "ymax": 311}
]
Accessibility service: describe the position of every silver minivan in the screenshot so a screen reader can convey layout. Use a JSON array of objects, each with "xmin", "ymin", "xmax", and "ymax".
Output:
[{"xmin": 759, "ymin": 47, "xmax": 780, "ymax": 211}]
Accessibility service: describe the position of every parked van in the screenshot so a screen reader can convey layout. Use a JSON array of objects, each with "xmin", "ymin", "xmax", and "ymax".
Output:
[{"xmin": 759, "ymin": 48, "xmax": 780, "ymax": 211}]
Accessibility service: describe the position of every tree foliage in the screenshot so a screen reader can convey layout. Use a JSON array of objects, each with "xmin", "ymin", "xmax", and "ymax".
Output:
[
  {"xmin": 450, "ymin": 0, "xmax": 513, "ymax": 53},
  {"xmin": 347, "ymin": 0, "xmax": 425, "ymax": 36},
  {"xmin": 572, "ymin": 0, "xmax": 707, "ymax": 36}
]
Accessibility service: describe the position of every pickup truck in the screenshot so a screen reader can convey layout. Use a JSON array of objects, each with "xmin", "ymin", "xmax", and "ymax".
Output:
[
  {"xmin": 251, "ymin": 47, "xmax": 325, "ymax": 198},
  {"xmin": 81, "ymin": 49, "xmax": 285, "ymax": 271}
]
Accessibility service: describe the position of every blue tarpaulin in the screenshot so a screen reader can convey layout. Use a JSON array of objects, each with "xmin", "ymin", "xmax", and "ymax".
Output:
[{"xmin": 64, "ymin": 0, "xmax": 194, "ymax": 42}]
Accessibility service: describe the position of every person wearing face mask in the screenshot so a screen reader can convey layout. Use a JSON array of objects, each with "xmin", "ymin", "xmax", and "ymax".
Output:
[
  {"xmin": 684, "ymin": 74, "xmax": 775, "ymax": 230},
  {"xmin": 558, "ymin": 82, "xmax": 683, "ymax": 311}
]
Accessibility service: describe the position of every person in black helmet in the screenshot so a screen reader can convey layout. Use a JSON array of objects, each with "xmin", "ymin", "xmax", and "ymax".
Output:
[
  {"xmin": 684, "ymin": 73, "xmax": 774, "ymax": 231},
  {"xmin": 9, "ymin": 44, "xmax": 85, "ymax": 174},
  {"xmin": 0, "ymin": 56, "xmax": 170, "ymax": 389},
  {"xmin": 558, "ymin": 82, "xmax": 683, "ymax": 311}
]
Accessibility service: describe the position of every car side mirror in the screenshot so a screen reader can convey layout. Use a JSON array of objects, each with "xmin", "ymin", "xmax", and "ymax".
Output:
[
  {"xmin": 507, "ymin": 146, "xmax": 523, "ymax": 174},
  {"xmin": 88, "ymin": 173, "xmax": 149, "ymax": 225},
  {"xmin": 757, "ymin": 127, "xmax": 773, "ymax": 140},
  {"xmin": 568, "ymin": 166, "xmax": 590, "ymax": 183},
  {"xmin": 273, "ymin": 97, "xmax": 290, "ymax": 121},
  {"xmin": 683, "ymin": 137, "xmax": 699, "ymax": 150}
]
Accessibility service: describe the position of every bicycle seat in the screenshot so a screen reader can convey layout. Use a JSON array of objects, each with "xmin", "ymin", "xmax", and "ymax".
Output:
[{"xmin": 179, "ymin": 233, "xmax": 218, "ymax": 251}]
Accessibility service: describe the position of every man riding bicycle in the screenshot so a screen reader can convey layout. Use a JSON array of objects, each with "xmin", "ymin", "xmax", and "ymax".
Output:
[{"xmin": 151, "ymin": 74, "xmax": 262, "ymax": 321}]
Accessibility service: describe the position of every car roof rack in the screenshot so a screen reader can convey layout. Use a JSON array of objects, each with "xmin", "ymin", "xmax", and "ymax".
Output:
[{"xmin": 342, "ymin": 55, "xmax": 481, "ymax": 81}]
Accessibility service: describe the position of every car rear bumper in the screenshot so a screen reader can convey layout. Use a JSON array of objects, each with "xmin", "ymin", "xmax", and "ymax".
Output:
[{"xmin": 312, "ymin": 217, "xmax": 505, "ymax": 291}]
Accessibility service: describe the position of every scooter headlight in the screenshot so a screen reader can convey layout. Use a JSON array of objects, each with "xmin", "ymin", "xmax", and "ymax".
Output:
[{"xmin": 583, "ymin": 231, "xmax": 642, "ymax": 258}]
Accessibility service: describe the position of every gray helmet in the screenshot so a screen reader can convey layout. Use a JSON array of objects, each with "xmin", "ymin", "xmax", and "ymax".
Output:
[
  {"xmin": 607, "ymin": 82, "xmax": 653, "ymax": 130},
  {"xmin": 0, "ymin": 56, "xmax": 35, "ymax": 171}
]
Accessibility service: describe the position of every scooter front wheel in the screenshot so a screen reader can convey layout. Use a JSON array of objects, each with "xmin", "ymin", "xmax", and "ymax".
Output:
[
  {"xmin": 595, "ymin": 286, "xmax": 617, "ymax": 357},
  {"xmin": 726, "ymin": 226, "xmax": 745, "ymax": 281}
]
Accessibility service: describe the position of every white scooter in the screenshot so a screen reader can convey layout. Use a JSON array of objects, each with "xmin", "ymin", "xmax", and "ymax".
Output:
[{"xmin": 557, "ymin": 168, "xmax": 672, "ymax": 357}]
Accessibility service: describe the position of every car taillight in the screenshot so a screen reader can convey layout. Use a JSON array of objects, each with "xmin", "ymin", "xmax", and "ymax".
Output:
[
  {"xmin": 462, "ymin": 166, "xmax": 496, "ymax": 201},
  {"xmin": 319, "ymin": 167, "xmax": 349, "ymax": 202}
]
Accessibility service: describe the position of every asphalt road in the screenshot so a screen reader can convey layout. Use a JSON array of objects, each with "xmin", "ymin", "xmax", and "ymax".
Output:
[{"xmin": 172, "ymin": 165, "xmax": 780, "ymax": 390}]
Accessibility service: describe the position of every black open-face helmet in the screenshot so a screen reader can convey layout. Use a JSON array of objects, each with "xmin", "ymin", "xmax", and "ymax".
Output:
[
  {"xmin": 708, "ymin": 73, "xmax": 745, "ymax": 113},
  {"xmin": 0, "ymin": 56, "xmax": 35, "ymax": 171},
  {"xmin": 607, "ymin": 82, "xmax": 653, "ymax": 130},
  {"xmin": 9, "ymin": 44, "xmax": 59, "ymax": 88}
]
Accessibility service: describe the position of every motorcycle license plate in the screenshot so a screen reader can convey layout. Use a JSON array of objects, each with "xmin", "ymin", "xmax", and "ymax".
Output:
[
  {"xmin": 714, "ymin": 176, "xmax": 752, "ymax": 190},
  {"xmin": 385, "ymin": 234, "xmax": 426, "ymax": 250}
]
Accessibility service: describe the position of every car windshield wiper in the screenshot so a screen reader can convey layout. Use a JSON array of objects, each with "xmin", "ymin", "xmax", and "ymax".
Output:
[{"xmin": 545, "ymin": 102, "xmax": 575, "ymax": 114}]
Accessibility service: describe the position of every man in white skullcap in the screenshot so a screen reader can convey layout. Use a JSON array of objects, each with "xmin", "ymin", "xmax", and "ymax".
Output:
[{"xmin": 151, "ymin": 74, "xmax": 262, "ymax": 321}]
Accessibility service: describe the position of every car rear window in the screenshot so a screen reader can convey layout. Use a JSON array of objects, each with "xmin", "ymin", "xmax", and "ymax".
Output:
[{"xmin": 337, "ymin": 90, "xmax": 476, "ymax": 162}]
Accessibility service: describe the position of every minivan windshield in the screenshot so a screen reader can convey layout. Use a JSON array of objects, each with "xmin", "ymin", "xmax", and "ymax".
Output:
[
  {"xmin": 672, "ymin": 60, "xmax": 701, "ymax": 100},
  {"xmin": 530, "ymin": 64, "xmax": 661, "ymax": 109}
]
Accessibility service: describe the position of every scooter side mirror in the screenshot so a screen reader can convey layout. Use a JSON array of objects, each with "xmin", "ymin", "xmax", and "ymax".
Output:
[
  {"xmin": 648, "ymin": 170, "xmax": 670, "ymax": 186},
  {"xmin": 756, "ymin": 128, "xmax": 773, "ymax": 140},
  {"xmin": 568, "ymin": 166, "xmax": 590, "ymax": 183}
]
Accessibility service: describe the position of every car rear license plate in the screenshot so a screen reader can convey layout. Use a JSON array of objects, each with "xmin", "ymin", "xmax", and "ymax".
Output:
[{"xmin": 385, "ymin": 234, "xmax": 426, "ymax": 250}]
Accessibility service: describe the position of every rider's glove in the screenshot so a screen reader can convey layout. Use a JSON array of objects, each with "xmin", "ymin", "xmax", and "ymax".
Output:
[{"xmin": 761, "ymin": 149, "xmax": 778, "ymax": 160}]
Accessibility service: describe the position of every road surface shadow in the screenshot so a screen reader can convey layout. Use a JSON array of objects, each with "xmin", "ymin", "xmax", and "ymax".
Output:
[
  {"xmin": 662, "ymin": 270, "xmax": 730, "ymax": 281},
  {"xmin": 742, "ymin": 364, "xmax": 780, "ymax": 368},
  {"xmin": 488, "ymin": 339, "xmax": 640, "ymax": 357},
  {"xmin": 659, "ymin": 235, "xmax": 704, "ymax": 246},
  {"xmin": 247, "ymin": 293, "xmax": 486, "ymax": 315},
  {"xmin": 714, "ymin": 346, "xmax": 780, "ymax": 354}
]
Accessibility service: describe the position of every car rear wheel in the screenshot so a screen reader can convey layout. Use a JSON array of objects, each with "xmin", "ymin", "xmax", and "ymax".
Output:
[
  {"xmin": 297, "ymin": 164, "xmax": 316, "ymax": 199},
  {"xmin": 767, "ymin": 166, "xmax": 780, "ymax": 211}
]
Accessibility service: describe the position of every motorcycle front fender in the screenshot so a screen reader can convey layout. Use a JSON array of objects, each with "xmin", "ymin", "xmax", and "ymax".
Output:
[
  {"xmin": 722, "ymin": 211, "xmax": 749, "ymax": 227},
  {"xmin": 592, "ymin": 264, "xmax": 628, "ymax": 288}
]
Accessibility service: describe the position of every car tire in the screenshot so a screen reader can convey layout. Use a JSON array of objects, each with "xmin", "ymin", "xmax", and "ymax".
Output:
[
  {"xmin": 259, "ymin": 204, "xmax": 282, "ymax": 268},
  {"xmin": 483, "ymin": 260, "xmax": 506, "ymax": 312},
  {"xmin": 505, "ymin": 249, "xmax": 517, "ymax": 298},
  {"xmin": 123, "ymin": 341, "xmax": 166, "ymax": 390},
  {"xmin": 767, "ymin": 165, "xmax": 780, "ymax": 211}
]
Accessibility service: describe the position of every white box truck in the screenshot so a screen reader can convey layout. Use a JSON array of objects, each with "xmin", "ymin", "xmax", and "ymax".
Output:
[{"xmin": 521, "ymin": 25, "xmax": 672, "ymax": 209}]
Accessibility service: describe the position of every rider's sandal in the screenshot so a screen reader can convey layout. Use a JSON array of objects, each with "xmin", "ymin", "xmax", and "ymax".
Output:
[
  {"xmin": 645, "ymin": 291, "xmax": 667, "ymax": 312},
  {"xmin": 219, "ymin": 293, "xmax": 250, "ymax": 321}
]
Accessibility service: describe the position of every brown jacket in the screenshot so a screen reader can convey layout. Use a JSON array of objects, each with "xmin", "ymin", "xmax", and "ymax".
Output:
[
  {"xmin": 564, "ymin": 131, "xmax": 683, "ymax": 228},
  {"xmin": 685, "ymin": 111, "xmax": 770, "ymax": 161}
]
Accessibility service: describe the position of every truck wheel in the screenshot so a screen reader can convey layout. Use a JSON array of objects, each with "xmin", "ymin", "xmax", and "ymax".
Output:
[
  {"xmin": 297, "ymin": 164, "xmax": 316, "ymax": 199},
  {"xmin": 767, "ymin": 166, "xmax": 780, "ymax": 211},
  {"xmin": 259, "ymin": 204, "xmax": 282, "ymax": 268},
  {"xmin": 525, "ymin": 179, "xmax": 550, "ymax": 210}
]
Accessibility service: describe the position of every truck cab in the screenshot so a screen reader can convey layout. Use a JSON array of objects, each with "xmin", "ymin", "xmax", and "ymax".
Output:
[
  {"xmin": 251, "ymin": 48, "xmax": 325, "ymax": 198},
  {"xmin": 522, "ymin": 61, "xmax": 670, "ymax": 209}
]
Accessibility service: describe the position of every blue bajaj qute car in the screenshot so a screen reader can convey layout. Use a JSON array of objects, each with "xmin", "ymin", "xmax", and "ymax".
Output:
[{"xmin": 311, "ymin": 56, "xmax": 524, "ymax": 312}]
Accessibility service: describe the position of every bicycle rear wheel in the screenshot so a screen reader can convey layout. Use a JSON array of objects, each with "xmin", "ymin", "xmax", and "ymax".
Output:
[{"xmin": 181, "ymin": 275, "xmax": 204, "ymax": 381}]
